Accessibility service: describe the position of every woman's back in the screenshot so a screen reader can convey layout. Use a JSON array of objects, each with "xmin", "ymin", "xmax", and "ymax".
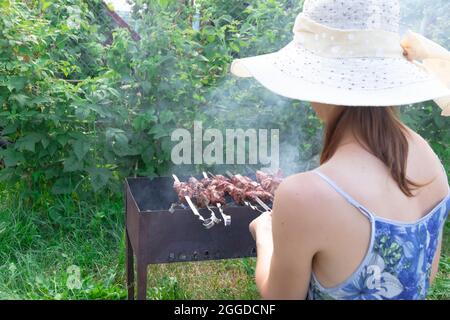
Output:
[
  {"xmin": 303, "ymin": 129, "xmax": 449, "ymax": 299},
  {"xmin": 236, "ymin": 0, "xmax": 450, "ymax": 301}
]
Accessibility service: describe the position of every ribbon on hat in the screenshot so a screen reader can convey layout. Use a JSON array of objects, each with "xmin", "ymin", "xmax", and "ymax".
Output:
[
  {"xmin": 293, "ymin": 14, "xmax": 450, "ymax": 116},
  {"xmin": 401, "ymin": 31, "xmax": 450, "ymax": 116},
  {"xmin": 293, "ymin": 14, "xmax": 404, "ymax": 58}
]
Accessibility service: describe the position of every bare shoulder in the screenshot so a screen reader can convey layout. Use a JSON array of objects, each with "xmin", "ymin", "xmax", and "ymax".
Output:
[
  {"xmin": 405, "ymin": 126, "xmax": 439, "ymax": 158},
  {"xmin": 404, "ymin": 126, "xmax": 445, "ymax": 177},
  {"xmin": 271, "ymin": 171, "xmax": 332, "ymax": 252},
  {"xmin": 273, "ymin": 171, "xmax": 334, "ymax": 223}
]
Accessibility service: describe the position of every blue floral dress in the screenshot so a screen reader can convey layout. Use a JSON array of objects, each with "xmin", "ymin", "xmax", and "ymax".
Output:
[{"xmin": 307, "ymin": 170, "xmax": 449, "ymax": 300}]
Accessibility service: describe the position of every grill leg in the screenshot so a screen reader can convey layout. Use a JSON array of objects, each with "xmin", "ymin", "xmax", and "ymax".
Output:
[
  {"xmin": 126, "ymin": 229, "xmax": 135, "ymax": 300},
  {"xmin": 137, "ymin": 261, "xmax": 148, "ymax": 300}
]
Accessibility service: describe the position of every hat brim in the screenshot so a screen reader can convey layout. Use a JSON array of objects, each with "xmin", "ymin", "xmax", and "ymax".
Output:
[{"xmin": 231, "ymin": 41, "xmax": 450, "ymax": 107}]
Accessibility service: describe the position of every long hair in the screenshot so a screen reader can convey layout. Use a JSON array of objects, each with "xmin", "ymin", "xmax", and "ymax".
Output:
[{"xmin": 320, "ymin": 107, "xmax": 423, "ymax": 197}]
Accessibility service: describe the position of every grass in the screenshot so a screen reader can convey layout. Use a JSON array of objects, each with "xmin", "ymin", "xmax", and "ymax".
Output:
[
  {"xmin": 0, "ymin": 186, "xmax": 258, "ymax": 300},
  {"xmin": 0, "ymin": 184, "xmax": 448, "ymax": 300}
]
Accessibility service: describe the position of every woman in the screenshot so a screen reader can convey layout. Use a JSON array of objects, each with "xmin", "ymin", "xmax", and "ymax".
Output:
[{"xmin": 231, "ymin": 0, "xmax": 450, "ymax": 299}]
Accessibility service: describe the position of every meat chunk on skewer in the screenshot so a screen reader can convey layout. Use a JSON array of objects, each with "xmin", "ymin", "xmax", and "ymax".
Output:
[
  {"xmin": 225, "ymin": 172, "xmax": 274, "ymax": 207},
  {"xmin": 230, "ymin": 174, "xmax": 259, "ymax": 190},
  {"xmin": 173, "ymin": 178, "xmax": 208, "ymax": 208},
  {"xmin": 173, "ymin": 181, "xmax": 194, "ymax": 203},
  {"xmin": 199, "ymin": 176, "xmax": 227, "ymax": 206},
  {"xmin": 208, "ymin": 175, "xmax": 232, "ymax": 193},
  {"xmin": 245, "ymin": 190, "xmax": 273, "ymax": 203},
  {"xmin": 230, "ymin": 174, "xmax": 273, "ymax": 201},
  {"xmin": 200, "ymin": 177, "xmax": 212, "ymax": 188},
  {"xmin": 225, "ymin": 184, "xmax": 247, "ymax": 205},
  {"xmin": 256, "ymin": 169, "xmax": 284, "ymax": 195},
  {"xmin": 173, "ymin": 175, "xmax": 216, "ymax": 228},
  {"xmin": 174, "ymin": 172, "xmax": 276, "ymax": 208},
  {"xmin": 173, "ymin": 176, "xmax": 228, "ymax": 208},
  {"xmin": 187, "ymin": 177, "xmax": 211, "ymax": 208},
  {"xmin": 201, "ymin": 174, "xmax": 247, "ymax": 205},
  {"xmin": 205, "ymin": 186, "xmax": 226, "ymax": 205}
]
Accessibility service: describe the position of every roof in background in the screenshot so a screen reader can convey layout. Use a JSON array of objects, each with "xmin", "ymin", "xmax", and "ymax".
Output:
[
  {"xmin": 102, "ymin": 0, "xmax": 140, "ymax": 41},
  {"xmin": 105, "ymin": 0, "xmax": 133, "ymax": 12}
]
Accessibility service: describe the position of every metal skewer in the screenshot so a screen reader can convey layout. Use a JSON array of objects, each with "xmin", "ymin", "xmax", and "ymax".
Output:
[
  {"xmin": 244, "ymin": 201, "xmax": 264, "ymax": 213},
  {"xmin": 254, "ymin": 197, "xmax": 272, "ymax": 212},
  {"xmin": 217, "ymin": 203, "xmax": 231, "ymax": 226},
  {"xmin": 172, "ymin": 174, "xmax": 214, "ymax": 229},
  {"xmin": 202, "ymin": 172, "xmax": 222, "ymax": 225},
  {"xmin": 168, "ymin": 203, "xmax": 177, "ymax": 213},
  {"xmin": 226, "ymin": 171, "xmax": 272, "ymax": 212},
  {"xmin": 206, "ymin": 206, "xmax": 222, "ymax": 224},
  {"xmin": 204, "ymin": 172, "xmax": 231, "ymax": 226},
  {"xmin": 207, "ymin": 171, "xmax": 215, "ymax": 178}
]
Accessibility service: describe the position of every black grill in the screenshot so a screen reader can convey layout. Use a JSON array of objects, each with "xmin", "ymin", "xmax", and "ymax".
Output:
[{"xmin": 125, "ymin": 176, "xmax": 265, "ymax": 300}]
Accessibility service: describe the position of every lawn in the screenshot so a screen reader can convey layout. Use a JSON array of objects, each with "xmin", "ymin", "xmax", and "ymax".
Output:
[
  {"xmin": 0, "ymin": 183, "xmax": 448, "ymax": 300},
  {"xmin": 0, "ymin": 0, "xmax": 448, "ymax": 301}
]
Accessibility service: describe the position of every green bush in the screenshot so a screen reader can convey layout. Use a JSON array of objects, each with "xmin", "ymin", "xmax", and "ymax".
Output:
[
  {"xmin": 0, "ymin": 0, "xmax": 448, "ymax": 204},
  {"xmin": 0, "ymin": 0, "xmax": 448, "ymax": 302}
]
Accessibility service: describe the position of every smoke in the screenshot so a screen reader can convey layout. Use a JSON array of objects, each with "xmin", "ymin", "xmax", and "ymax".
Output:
[
  {"xmin": 162, "ymin": 0, "xmax": 450, "ymax": 178},
  {"xmin": 164, "ymin": 1, "xmax": 322, "ymax": 177},
  {"xmin": 399, "ymin": 0, "xmax": 450, "ymax": 44},
  {"xmin": 195, "ymin": 72, "xmax": 321, "ymax": 176}
]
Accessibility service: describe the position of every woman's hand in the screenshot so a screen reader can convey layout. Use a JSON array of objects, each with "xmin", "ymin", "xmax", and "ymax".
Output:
[{"xmin": 249, "ymin": 211, "xmax": 272, "ymax": 243}]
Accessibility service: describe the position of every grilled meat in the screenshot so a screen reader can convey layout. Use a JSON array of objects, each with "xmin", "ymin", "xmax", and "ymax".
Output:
[
  {"xmin": 173, "ymin": 181, "xmax": 194, "ymax": 203},
  {"xmin": 174, "ymin": 171, "xmax": 278, "ymax": 208},
  {"xmin": 256, "ymin": 169, "xmax": 283, "ymax": 195}
]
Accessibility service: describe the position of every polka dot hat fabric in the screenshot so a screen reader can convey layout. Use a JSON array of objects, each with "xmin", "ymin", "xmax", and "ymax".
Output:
[
  {"xmin": 230, "ymin": 0, "xmax": 450, "ymax": 108},
  {"xmin": 274, "ymin": 42, "xmax": 430, "ymax": 92},
  {"xmin": 303, "ymin": 0, "xmax": 400, "ymax": 33}
]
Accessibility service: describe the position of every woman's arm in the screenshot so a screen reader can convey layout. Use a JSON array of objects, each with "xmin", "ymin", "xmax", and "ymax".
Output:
[
  {"xmin": 252, "ymin": 212, "xmax": 274, "ymax": 296},
  {"xmin": 250, "ymin": 174, "xmax": 323, "ymax": 300}
]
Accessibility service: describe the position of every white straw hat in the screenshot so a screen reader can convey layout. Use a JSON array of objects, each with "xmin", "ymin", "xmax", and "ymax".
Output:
[{"xmin": 231, "ymin": 0, "xmax": 450, "ymax": 116}]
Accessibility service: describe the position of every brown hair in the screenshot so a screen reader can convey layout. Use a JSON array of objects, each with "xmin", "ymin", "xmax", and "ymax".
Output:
[{"xmin": 320, "ymin": 106, "xmax": 422, "ymax": 197}]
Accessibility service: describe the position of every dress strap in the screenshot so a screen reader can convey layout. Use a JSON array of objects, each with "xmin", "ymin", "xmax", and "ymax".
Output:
[{"xmin": 313, "ymin": 170, "xmax": 375, "ymax": 221}]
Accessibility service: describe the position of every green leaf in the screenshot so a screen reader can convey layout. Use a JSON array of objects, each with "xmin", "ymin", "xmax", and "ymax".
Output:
[
  {"xmin": 6, "ymin": 76, "xmax": 27, "ymax": 92},
  {"xmin": 41, "ymin": 137, "xmax": 50, "ymax": 149},
  {"xmin": 161, "ymin": 136, "xmax": 173, "ymax": 158},
  {"xmin": 105, "ymin": 128, "xmax": 140, "ymax": 156},
  {"xmin": 15, "ymin": 133, "xmax": 42, "ymax": 152},
  {"xmin": 63, "ymin": 155, "xmax": 83, "ymax": 172},
  {"xmin": 229, "ymin": 42, "xmax": 241, "ymax": 53},
  {"xmin": 47, "ymin": 142, "xmax": 58, "ymax": 156},
  {"xmin": 10, "ymin": 94, "xmax": 30, "ymax": 107},
  {"xmin": 114, "ymin": 140, "xmax": 141, "ymax": 157},
  {"xmin": 43, "ymin": 167, "xmax": 59, "ymax": 179},
  {"xmin": 141, "ymin": 145, "xmax": 155, "ymax": 165},
  {"xmin": 149, "ymin": 124, "xmax": 169, "ymax": 139},
  {"xmin": 51, "ymin": 177, "xmax": 73, "ymax": 195},
  {"xmin": 40, "ymin": 0, "xmax": 52, "ymax": 12},
  {"xmin": 159, "ymin": 110, "xmax": 174, "ymax": 124},
  {"xmin": 132, "ymin": 116, "xmax": 146, "ymax": 131},
  {"xmin": 56, "ymin": 134, "xmax": 71, "ymax": 147},
  {"xmin": 87, "ymin": 167, "xmax": 112, "ymax": 191},
  {"xmin": 0, "ymin": 149, "xmax": 25, "ymax": 167},
  {"xmin": 2, "ymin": 123, "xmax": 18, "ymax": 135},
  {"xmin": 0, "ymin": 167, "xmax": 16, "ymax": 182},
  {"xmin": 141, "ymin": 81, "xmax": 152, "ymax": 94},
  {"xmin": 30, "ymin": 96, "xmax": 51, "ymax": 105},
  {"xmin": 73, "ymin": 140, "xmax": 90, "ymax": 160},
  {"xmin": 138, "ymin": 166, "xmax": 156, "ymax": 177},
  {"xmin": 0, "ymin": 0, "xmax": 11, "ymax": 9},
  {"xmin": 105, "ymin": 128, "xmax": 126, "ymax": 141}
]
